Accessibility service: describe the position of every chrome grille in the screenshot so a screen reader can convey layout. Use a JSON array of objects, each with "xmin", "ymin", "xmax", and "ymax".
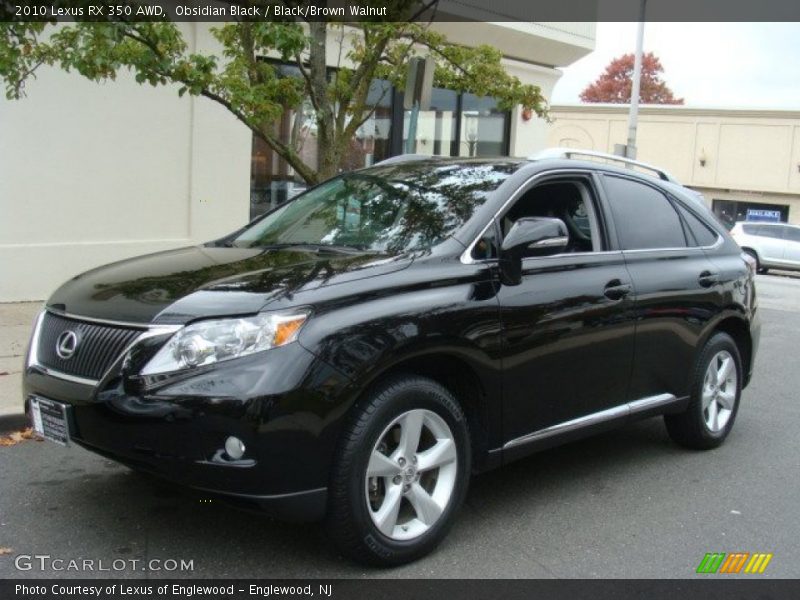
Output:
[{"xmin": 37, "ymin": 312, "xmax": 144, "ymax": 381}]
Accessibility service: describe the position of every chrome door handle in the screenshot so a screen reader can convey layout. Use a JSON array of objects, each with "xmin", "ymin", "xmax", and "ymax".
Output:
[
  {"xmin": 698, "ymin": 271, "xmax": 719, "ymax": 287},
  {"xmin": 603, "ymin": 280, "xmax": 632, "ymax": 300}
]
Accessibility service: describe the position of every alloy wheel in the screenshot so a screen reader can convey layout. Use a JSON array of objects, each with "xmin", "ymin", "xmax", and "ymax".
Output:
[
  {"xmin": 364, "ymin": 409, "xmax": 458, "ymax": 541},
  {"xmin": 702, "ymin": 350, "xmax": 737, "ymax": 432}
]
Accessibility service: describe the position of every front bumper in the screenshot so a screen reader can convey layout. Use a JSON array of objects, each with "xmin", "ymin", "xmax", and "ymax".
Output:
[{"xmin": 23, "ymin": 332, "xmax": 353, "ymax": 522}]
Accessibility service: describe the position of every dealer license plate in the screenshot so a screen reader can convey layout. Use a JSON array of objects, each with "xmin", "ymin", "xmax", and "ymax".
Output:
[{"xmin": 30, "ymin": 396, "xmax": 71, "ymax": 445}]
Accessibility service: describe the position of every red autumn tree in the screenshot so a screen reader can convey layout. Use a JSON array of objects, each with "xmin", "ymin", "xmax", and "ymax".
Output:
[{"xmin": 580, "ymin": 52, "xmax": 684, "ymax": 104}]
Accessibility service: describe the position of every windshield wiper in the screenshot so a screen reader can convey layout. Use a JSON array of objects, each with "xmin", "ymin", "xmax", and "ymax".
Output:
[
  {"xmin": 245, "ymin": 242, "xmax": 379, "ymax": 254},
  {"xmin": 315, "ymin": 244, "xmax": 380, "ymax": 254}
]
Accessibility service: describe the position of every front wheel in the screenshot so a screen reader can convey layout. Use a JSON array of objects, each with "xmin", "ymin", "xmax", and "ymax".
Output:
[
  {"xmin": 326, "ymin": 375, "xmax": 471, "ymax": 566},
  {"xmin": 665, "ymin": 332, "xmax": 742, "ymax": 449}
]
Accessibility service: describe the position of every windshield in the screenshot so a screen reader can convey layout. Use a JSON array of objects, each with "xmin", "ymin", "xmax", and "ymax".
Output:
[{"xmin": 231, "ymin": 161, "xmax": 519, "ymax": 255}]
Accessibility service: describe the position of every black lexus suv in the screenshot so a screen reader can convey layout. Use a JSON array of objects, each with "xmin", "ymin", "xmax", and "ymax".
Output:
[{"xmin": 24, "ymin": 152, "xmax": 760, "ymax": 566}]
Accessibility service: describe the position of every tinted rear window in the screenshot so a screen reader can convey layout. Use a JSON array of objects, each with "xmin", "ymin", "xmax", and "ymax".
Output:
[
  {"xmin": 603, "ymin": 176, "xmax": 686, "ymax": 250},
  {"xmin": 676, "ymin": 203, "xmax": 719, "ymax": 247}
]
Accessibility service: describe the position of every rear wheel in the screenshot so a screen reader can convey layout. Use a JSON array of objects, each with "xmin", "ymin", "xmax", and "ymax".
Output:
[
  {"xmin": 665, "ymin": 332, "xmax": 742, "ymax": 449},
  {"xmin": 326, "ymin": 375, "xmax": 470, "ymax": 566}
]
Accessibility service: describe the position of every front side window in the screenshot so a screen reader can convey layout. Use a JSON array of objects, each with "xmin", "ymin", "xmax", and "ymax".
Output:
[
  {"xmin": 603, "ymin": 176, "xmax": 686, "ymax": 250},
  {"xmin": 742, "ymin": 223, "xmax": 760, "ymax": 235},
  {"xmin": 234, "ymin": 162, "xmax": 518, "ymax": 255},
  {"xmin": 485, "ymin": 179, "xmax": 602, "ymax": 259}
]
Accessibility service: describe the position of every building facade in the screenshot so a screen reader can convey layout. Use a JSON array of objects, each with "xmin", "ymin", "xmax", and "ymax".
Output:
[
  {"xmin": 0, "ymin": 21, "xmax": 595, "ymax": 302},
  {"xmin": 548, "ymin": 104, "xmax": 800, "ymax": 228}
]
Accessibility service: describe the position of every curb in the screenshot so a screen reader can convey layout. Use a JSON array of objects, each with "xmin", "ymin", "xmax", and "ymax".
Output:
[{"xmin": 0, "ymin": 412, "xmax": 29, "ymax": 434}]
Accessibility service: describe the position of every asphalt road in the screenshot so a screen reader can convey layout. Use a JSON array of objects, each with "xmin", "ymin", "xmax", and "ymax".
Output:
[{"xmin": 1, "ymin": 274, "xmax": 799, "ymax": 579}]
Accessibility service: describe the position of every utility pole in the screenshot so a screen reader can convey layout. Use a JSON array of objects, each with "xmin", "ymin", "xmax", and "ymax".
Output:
[{"xmin": 622, "ymin": 0, "xmax": 647, "ymax": 160}]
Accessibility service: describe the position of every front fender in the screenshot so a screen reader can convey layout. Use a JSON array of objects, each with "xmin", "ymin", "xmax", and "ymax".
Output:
[{"xmin": 296, "ymin": 276, "xmax": 505, "ymax": 460}]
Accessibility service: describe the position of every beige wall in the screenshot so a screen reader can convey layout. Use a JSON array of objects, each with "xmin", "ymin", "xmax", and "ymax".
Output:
[
  {"xmin": 0, "ymin": 23, "xmax": 251, "ymax": 302},
  {"xmin": 507, "ymin": 61, "xmax": 565, "ymax": 157},
  {"xmin": 547, "ymin": 105, "xmax": 800, "ymax": 224}
]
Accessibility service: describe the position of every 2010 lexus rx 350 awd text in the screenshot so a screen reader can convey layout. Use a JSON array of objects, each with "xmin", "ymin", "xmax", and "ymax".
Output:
[{"xmin": 23, "ymin": 152, "xmax": 760, "ymax": 566}]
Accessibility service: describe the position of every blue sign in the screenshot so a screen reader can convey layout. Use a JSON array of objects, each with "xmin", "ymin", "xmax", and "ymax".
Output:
[{"xmin": 746, "ymin": 209, "xmax": 781, "ymax": 223}]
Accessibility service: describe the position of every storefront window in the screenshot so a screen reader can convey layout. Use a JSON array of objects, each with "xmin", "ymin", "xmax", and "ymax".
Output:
[
  {"xmin": 402, "ymin": 88, "xmax": 458, "ymax": 156},
  {"xmin": 459, "ymin": 93, "xmax": 509, "ymax": 157},
  {"xmin": 251, "ymin": 71, "xmax": 511, "ymax": 220},
  {"xmin": 250, "ymin": 63, "xmax": 318, "ymax": 219},
  {"xmin": 712, "ymin": 199, "xmax": 789, "ymax": 230}
]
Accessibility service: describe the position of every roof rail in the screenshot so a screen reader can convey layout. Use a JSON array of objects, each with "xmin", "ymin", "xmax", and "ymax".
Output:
[
  {"xmin": 372, "ymin": 154, "xmax": 437, "ymax": 166},
  {"xmin": 530, "ymin": 147, "xmax": 678, "ymax": 183}
]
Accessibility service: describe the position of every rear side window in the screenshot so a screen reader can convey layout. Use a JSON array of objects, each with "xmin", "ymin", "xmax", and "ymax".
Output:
[
  {"xmin": 675, "ymin": 203, "xmax": 719, "ymax": 247},
  {"xmin": 603, "ymin": 176, "xmax": 686, "ymax": 250}
]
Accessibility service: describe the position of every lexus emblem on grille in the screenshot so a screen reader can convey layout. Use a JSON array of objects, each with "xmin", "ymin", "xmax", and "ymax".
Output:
[{"xmin": 55, "ymin": 330, "xmax": 79, "ymax": 360}]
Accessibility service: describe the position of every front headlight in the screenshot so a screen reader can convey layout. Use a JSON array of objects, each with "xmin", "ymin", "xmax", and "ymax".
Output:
[{"xmin": 140, "ymin": 310, "xmax": 309, "ymax": 375}]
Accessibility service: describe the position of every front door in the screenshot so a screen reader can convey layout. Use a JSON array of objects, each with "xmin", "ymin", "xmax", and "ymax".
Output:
[{"xmin": 495, "ymin": 175, "xmax": 637, "ymax": 446}]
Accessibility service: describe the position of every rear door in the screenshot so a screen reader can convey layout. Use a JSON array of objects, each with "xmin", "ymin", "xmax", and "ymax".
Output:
[{"xmin": 599, "ymin": 174, "xmax": 721, "ymax": 402}]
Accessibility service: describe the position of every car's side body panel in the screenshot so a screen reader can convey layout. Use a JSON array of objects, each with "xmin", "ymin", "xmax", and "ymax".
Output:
[{"xmin": 496, "ymin": 250, "xmax": 637, "ymax": 440}]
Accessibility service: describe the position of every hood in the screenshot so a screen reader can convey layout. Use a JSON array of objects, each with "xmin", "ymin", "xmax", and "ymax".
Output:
[{"xmin": 47, "ymin": 245, "xmax": 411, "ymax": 325}]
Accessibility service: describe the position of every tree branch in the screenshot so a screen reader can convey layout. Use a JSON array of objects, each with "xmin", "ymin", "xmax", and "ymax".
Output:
[
  {"xmin": 293, "ymin": 49, "xmax": 319, "ymax": 112},
  {"xmin": 238, "ymin": 21, "xmax": 262, "ymax": 86}
]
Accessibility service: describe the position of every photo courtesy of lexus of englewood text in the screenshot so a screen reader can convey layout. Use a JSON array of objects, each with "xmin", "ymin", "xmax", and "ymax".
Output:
[{"xmin": 1, "ymin": 1, "xmax": 799, "ymax": 599}]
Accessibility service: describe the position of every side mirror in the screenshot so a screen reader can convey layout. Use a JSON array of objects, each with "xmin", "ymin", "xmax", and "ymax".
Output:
[{"xmin": 499, "ymin": 217, "xmax": 569, "ymax": 285}]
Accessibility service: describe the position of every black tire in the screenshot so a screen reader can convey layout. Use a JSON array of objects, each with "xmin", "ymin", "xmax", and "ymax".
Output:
[
  {"xmin": 326, "ymin": 375, "xmax": 471, "ymax": 566},
  {"xmin": 665, "ymin": 332, "xmax": 742, "ymax": 450}
]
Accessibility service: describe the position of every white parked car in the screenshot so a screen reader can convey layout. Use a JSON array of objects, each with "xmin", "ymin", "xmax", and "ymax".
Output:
[{"xmin": 730, "ymin": 221, "xmax": 800, "ymax": 274}]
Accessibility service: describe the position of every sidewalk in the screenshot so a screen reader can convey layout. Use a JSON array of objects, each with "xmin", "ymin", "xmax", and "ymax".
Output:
[{"xmin": 0, "ymin": 302, "xmax": 42, "ymax": 421}]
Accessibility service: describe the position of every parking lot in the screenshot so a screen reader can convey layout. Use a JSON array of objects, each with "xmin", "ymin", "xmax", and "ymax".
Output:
[{"xmin": 1, "ymin": 273, "xmax": 799, "ymax": 579}]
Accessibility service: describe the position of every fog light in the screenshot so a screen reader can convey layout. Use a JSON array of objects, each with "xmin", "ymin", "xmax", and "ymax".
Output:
[{"xmin": 224, "ymin": 436, "xmax": 246, "ymax": 460}]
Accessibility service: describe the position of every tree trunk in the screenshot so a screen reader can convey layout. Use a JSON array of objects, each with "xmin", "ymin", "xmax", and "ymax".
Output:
[{"xmin": 308, "ymin": 21, "xmax": 337, "ymax": 182}]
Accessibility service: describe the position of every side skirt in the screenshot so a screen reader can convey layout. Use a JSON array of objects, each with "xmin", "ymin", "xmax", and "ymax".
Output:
[{"xmin": 499, "ymin": 393, "xmax": 688, "ymax": 464}]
